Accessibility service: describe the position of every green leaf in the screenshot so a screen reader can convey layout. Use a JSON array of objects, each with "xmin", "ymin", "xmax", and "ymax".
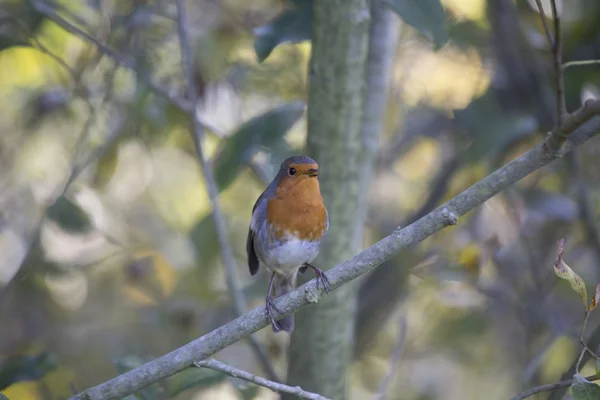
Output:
[
  {"xmin": 596, "ymin": 358, "xmax": 600, "ymax": 378},
  {"xmin": 189, "ymin": 213, "xmax": 219, "ymax": 269},
  {"xmin": 572, "ymin": 373, "xmax": 600, "ymax": 400},
  {"xmin": 0, "ymin": 393, "xmax": 9, "ymax": 400},
  {"xmin": 253, "ymin": 0, "xmax": 312, "ymax": 62},
  {"xmin": 0, "ymin": 352, "xmax": 58, "ymax": 390},
  {"xmin": 385, "ymin": 0, "xmax": 448, "ymax": 49},
  {"xmin": 46, "ymin": 196, "xmax": 93, "ymax": 234},
  {"xmin": 213, "ymin": 101, "xmax": 305, "ymax": 192}
]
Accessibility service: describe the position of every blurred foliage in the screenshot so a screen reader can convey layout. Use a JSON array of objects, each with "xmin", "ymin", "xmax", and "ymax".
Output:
[
  {"xmin": 0, "ymin": 1, "xmax": 45, "ymax": 52},
  {"xmin": 253, "ymin": 0, "xmax": 313, "ymax": 63},
  {"xmin": 214, "ymin": 101, "xmax": 305, "ymax": 191},
  {"xmin": 0, "ymin": 0, "xmax": 599, "ymax": 399},
  {"xmin": 46, "ymin": 196, "xmax": 93, "ymax": 234},
  {"xmin": 0, "ymin": 352, "xmax": 57, "ymax": 390},
  {"xmin": 387, "ymin": 0, "xmax": 448, "ymax": 49}
]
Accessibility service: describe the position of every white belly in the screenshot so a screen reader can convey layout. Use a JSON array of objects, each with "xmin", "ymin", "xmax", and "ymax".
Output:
[{"xmin": 264, "ymin": 237, "xmax": 321, "ymax": 273}]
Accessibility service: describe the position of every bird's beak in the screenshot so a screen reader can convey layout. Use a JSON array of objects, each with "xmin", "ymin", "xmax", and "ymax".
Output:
[{"xmin": 305, "ymin": 168, "xmax": 319, "ymax": 177}]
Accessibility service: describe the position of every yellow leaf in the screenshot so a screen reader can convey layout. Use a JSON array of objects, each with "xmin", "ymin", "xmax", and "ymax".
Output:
[
  {"xmin": 1, "ymin": 381, "xmax": 41, "ymax": 400},
  {"xmin": 554, "ymin": 239, "xmax": 588, "ymax": 308},
  {"xmin": 458, "ymin": 243, "xmax": 481, "ymax": 279},
  {"xmin": 590, "ymin": 282, "xmax": 600, "ymax": 311},
  {"xmin": 122, "ymin": 285, "xmax": 157, "ymax": 306}
]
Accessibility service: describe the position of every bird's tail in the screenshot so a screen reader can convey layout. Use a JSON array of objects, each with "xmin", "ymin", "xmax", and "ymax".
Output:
[{"xmin": 272, "ymin": 273, "xmax": 297, "ymax": 333}]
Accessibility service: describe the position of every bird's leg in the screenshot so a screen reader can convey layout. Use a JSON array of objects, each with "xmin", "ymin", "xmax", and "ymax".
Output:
[
  {"xmin": 303, "ymin": 263, "xmax": 331, "ymax": 294},
  {"xmin": 266, "ymin": 272, "xmax": 282, "ymax": 332}
]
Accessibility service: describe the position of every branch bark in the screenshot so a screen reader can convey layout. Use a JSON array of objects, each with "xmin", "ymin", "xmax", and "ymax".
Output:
[
  {"xmin": 285, "ymin": 0, "xmax": 370, "ymax": 397},
  {"xmin": 68, "ymin": 100, "xmax": 600, "ymax": 400}
]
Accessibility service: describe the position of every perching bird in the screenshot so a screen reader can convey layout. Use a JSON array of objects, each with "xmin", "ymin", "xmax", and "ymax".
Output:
[{"xmin": 246, "ymin": 156, "xmax": 330, "ymax": 332}]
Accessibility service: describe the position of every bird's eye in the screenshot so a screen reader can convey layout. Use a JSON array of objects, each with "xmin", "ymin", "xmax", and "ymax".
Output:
[{"xmin": 288, "ymin": 167, "xmax": 296, "ymax": 176}]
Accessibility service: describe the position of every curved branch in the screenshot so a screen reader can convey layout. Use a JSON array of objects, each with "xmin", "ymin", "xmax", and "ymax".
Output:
[{"xmin": 67, "ymin": 100, "xmax": 600, "ymax": 400}]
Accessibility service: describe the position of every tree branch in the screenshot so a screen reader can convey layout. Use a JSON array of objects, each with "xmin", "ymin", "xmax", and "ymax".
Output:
[
  {"xmin": 549, "ymin": 0, "xmax": 566, "ymax": 126},
  {"xmin": 68, "ymin": 100, "xmax": 600, "ymax": 400},
  {"xmin": 174, "ymin": 0, "xmax": 279, "ymax": 383},
  {"xmin": 194, "ymin": 359, "xmax": 330, "ymax": 400},
  {"xmin": 509, "ymin": 373, "xmax": 600, "ymax": 400}
]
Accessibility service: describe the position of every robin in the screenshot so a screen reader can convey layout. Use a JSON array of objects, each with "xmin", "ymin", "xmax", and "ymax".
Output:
[{"xmin": 246, "ymin": 156, "xmax": 330, "ymax": 332}]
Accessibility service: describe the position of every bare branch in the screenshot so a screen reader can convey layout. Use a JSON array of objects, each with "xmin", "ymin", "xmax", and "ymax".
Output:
[
  {"xmin": 533, "ymin": 0, "xmax": 554, "ymax": 47},
  {"xmin": 174, "ymin": 0, "xmax": 279, "ymax": 382},
  {"xmin": 509, "ymin": 373, "xmax": 600, "ymax": 400},
  {"xmin": 374, "ymin": 316, "xmax": 407, "ymax": 400},
  {"xmin": 68, "ymin": 99, "xmax": 600, "ymax": 400},
  {"xmin": 194, "ymin": 359, "xmax": 330, "ymax": 400},
  {"xmin": 549, "ymin": 0, "xmax": 566, "ymax": 126},
  {"xmin": 534, "ymin": 0, "xmax": 566, "ymax": 126}
]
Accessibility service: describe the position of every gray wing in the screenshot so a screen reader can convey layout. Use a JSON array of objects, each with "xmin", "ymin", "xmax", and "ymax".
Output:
[
  {"xmin": 247, "ymin": 173, "xmax": 280, "ymax": 276},
  {"xmin": 247, "ymin": 191, "xmax": 268, "ymax": 276}
]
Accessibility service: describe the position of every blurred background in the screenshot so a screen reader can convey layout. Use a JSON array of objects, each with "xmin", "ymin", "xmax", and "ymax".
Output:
[{"xmin": 1, "ymin": 0, "xmax": 600, "ymax": 399}]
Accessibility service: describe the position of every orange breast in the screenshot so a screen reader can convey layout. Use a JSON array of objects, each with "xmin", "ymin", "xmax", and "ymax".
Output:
[{"xmin": 266, "ymin": 178, "xmax": 327, "ymax": 241}]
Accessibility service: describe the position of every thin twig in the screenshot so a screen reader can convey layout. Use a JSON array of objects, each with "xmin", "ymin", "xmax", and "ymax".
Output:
[
  {"xmin": 374, "ymin": 316, "xmax": 407, "ymax": 400},
  {"xmin": 194, "ymin": 359, "xmax": 330, "ymax": 400},
  {"xmin": 563, "ymin": 59, "xmax": 600, "ymax": 70},
  {"xmin": 174, "ymin": 0, "xmax": 280, "ymax": 383},
  {"xmin": 533, "ymin": 0, "xmax": 553, "ymax": 46},
  {"xmin": 32, "ymin": 0, "xmax": 192, "ymax": 113},
  {"xmin": 534, "ymin": 0, "xmax": 566, "ymax": 126},
  {"xmin": 576, "ymin": 309, "xmax": 598, "ymax": 368},
  {"xmin": 549, "ymin": 0, "xmax": 566, "ymax": 126},
  {"xmin": 510, "ymin": 373, "xmax": 600, "ymax": 400},
  {"xmin": 67, "ymin": 100, "xmax": 600, "ymax": 400}
]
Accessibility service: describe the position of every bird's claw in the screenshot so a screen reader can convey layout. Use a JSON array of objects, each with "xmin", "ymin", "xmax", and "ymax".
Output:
[
  {"xmin": 304, "ymin": 263, "xmax": 331, "ymax": 294},
  {"xmin": 265, "ymin": 295, "xmax": 282, "ymax": 332}
]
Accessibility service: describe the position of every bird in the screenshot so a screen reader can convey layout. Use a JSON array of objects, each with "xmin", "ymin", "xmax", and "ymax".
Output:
[{"xmin": 246, "ymin": 155, "xmax": 330, "ymax": 332}]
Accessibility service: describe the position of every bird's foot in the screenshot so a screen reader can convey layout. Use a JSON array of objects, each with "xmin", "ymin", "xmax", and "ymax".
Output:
[
  {"xmin": 303, "ymin": 263, "xmax": 331, "ymax": 294},
  {"xmin": 265, "ymin": 295, "xmax": 283, "ymax": 332}
]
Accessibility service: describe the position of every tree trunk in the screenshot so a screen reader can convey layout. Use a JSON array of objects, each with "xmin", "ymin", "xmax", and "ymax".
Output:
[{"xmin": 285, "ymin": 0, "xmax": 372, "ymax": 398}]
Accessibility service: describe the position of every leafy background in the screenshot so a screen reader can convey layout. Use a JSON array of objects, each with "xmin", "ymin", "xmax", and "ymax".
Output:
[{"xmin": 1, "ymin": 0, "xmax": 600, "ymax": 399}]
